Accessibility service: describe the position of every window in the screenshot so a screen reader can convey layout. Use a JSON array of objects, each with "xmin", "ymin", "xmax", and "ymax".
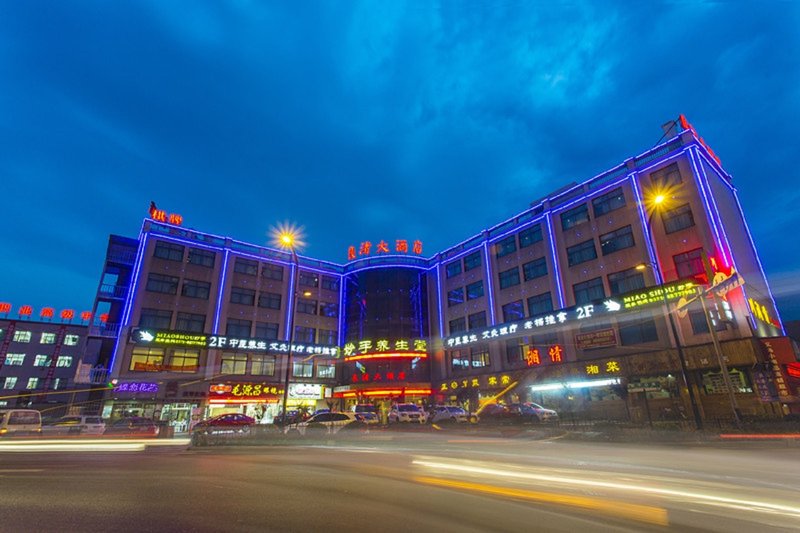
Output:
[
  {"xmin": 52, "ymin": 378, "xmax": 63, "ymax": 390},
  {"xmin": 40, "ymin": 332, "xmax": 56, "ymax": 344},
  {"xmin": 26, "ymin": 378, "xmax": 39, "ymax": 390},
  {"xmin": 139, "ymin": 308, "xmax": 172, "ymax": 329},
  {"xmin": 294, "ymin": 326, "xmax": 316, "ymax": 343},
  {"xmin": 505, "ymin": 338, "xmax": 527, "ymax": 364},
  {"xmin": 464, "ymin": 251, "xmax": 481, "ymax": 271},
  {"xmin": 689, "ymin": 309, "xmax": 727, "ymax": 334},
  {"xmin": 573, "ymin": 277, "xmax": 605, "ymax": 305},
  {"xmin": 226, "ymin": 319, "xmax": 252, "ymax": 338},
  {"xmin": 3, "ymin": 377, "xmax": 17, "ymax": 390},
  {"xmin": 146, "ymin": 273, "xmax": 179, "ymax": 295},
  {"xmin": 318, "ymin": 328, "xmax": 337, "ymax": 345},
  {"xmin": 64, "ymin": 334, "xmax": 79, "ymax": 346},
  {"xmin": 296, "ymin": 298, "xmax": 317, "ymax": 315},
  {"xmin": 470, "ymin": 347, "xmax": 490, "ymax": 368},
  {"xmin": 250, "ymin": 355, "xmax": 276, "ymax": 376},
  {"xmin": 449, "ymin": 317, "xmax": 467, "ymax": 334},
  {"xmin": 182, "ymin": 279, "xmax": 211, "ymax": 300},
  {"xmin": 34, "ymin": 355, "xmax": 50, "ymax": 366},
  {"xmin": 495, "ymin": 235, "xmax": 517, "ymax": 258},
  {"xmin": 445, "ymin": 260, "xmax": 462, "ymax": 278},
  {"xmin": 600, "ymin": 225, "xmax": 635, "ymax": 255},
  {"xmin": 468, "ymin": 311, "xmax": 487, "ymax": 330},
  {"xmin": 662, "ymin": 204, "xmax": 695, "ymax": 234},
  {"xmin": 321, "ymin": 276, "xmax": 339, "ymax": 291},
  {"xmin": 317, "ymin": 364, "xmax": 336, "ymax": 379},
  {"xmin": 527, "ymin": 293, "xmax": 553, "ymax": 316},
  {"xmin": 153, "ymin": 241, "xmax": 184, "ymax": 262},
  {"xmin": 619, "ymin": 316, "xmax": 659, "ymax": 345},
  {"xmin": 567, "ymin": 239, "xmax": 597, "ymax": 266},
  {"xmin": 56, "ymin": 356, "xmax": 73, "ymax": 367},
  {"xmin": 293, "ymin": 362, "xmax": 314, "ymax": 378},
  {"xmin": 319, "ymin": 302, "xmax": 338, "ymax": 317},
  {"xmin": 651, "ymin": 162, "xmax": 682, "ymax": 186},
  {"xmin": 518, "ymin": 224, "xmax": 543, "ymax": 248},
  {"xmin": 561, "ymin": 204, "xmax": 589, "ymax": 230},
  {"xmin": 702, "ymin": 369, "xmax": 752, "ymax": 394},
  {"xmin": 608, "ymin": 268, "xmax": 645, "ymax": 296},
  {"xmin": 262, "ymin": 263, "xmax": 284, "ymax": 281},
  {"xmin": 466, "ymin": 280, "xmax": 484, "ymax": 300},
  {"xmin": 522, "ymin": 257, "xmax": 547, "ymax": 281},
  {"xmin": 187, "ymin": 247, "xmax": 216, "ymax": 268},
  {"xmin": 674, "ymin": 248, "xmax": 705, "ymax": 279},
  {"xmin": 258, "ymin": 291, "xmax": 282, "ymax": 310},
  {"xmin": 230, "ymin": 287, "xmax": 256, "ymax": 306},
  {"xmin": 221, "ymin": 353, "xmax": 247, "ymax": 375},
  {"xmin": 176, "ymin": 312, "xmax": 205, "ymax": 333},
  {"xmin": 13, "ymin": 331, "xmax": 31, "ymax": 343},
  {"xmin": 451, "ymin": 350, "xmax": 469, "ymax": 370},
  {"xmin": 498, "ymin": 300, "xmax": 522, "ymax": 322},
  {"xmin": 6, "ymin": 353, "xmax": 25, "ymax": 366},
  {"xmin": 447, "ymin": 288, "xmax": 464, "ymax": 307},
  {"xmin": 166, "ymin": 349, "xmax": 198, "ymax": 373},
  {"xmin": 234, "ymin": 258, "xmax": 258, "ymax": 275},
  {"xmin": 255, "ymin": 322, "xmax": 279, "ymax": 340},
  {"xmin": 129, "ymin": 347, "xmax": 164, "ymax": 372},
  {"xmin": 499, "ymin": 267, "xmax": 520, "ymax": 289},
  {"xmin": 298, "ymin": 272, "xmax": 318, "ymax": 288},
  {"xmin": 592, "ymin": 187, "xmax": 626, "ymax": 217}
]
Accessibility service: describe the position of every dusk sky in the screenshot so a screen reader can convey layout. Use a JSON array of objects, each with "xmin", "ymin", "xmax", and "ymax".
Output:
[{"xmin": 2, "ymin": 2, "xmax": 799, "ymax": 321}]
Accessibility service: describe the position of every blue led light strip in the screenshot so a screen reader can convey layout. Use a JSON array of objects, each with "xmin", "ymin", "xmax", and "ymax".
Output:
[
  {"xmin": 284, "ymin": 261, "xmax": 297, "ymax": 341},
  {"xmin": 688, "ymin": 148, "xmax": 730, "ymax": 269},
  {"xmin": 545, "ymin": 215, "xmax": 566, "ymax": 308},
  {"xmin": 212, "ymin": 249, "xmax": 230, "ymax": 334},
  {"xmin": 110, "ymin": 230, "xmax": 149, "ymax": 375},
  {"xmin": 482, "ymin": 241, "xmax": 497, "ymax": 325},
  {"xmin": 436, "ymin": 262, "xmax": 444, "ymax": 337},
  {"xmin": 692, "ymin": 147, "xmax": 736, "ymax": 269},
  {"xmin": 630, "ymin": 173, "xmax": 663, "ymax": 284},
  {"xmin": 337, "ymin": 273, "xmax": 345, "ymax": 346}
]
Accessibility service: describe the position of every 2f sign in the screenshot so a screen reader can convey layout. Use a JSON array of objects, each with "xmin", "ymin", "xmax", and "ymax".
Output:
[{"xmin": 576, "ymin": 305, "xmax": 594, "ymax": 319}]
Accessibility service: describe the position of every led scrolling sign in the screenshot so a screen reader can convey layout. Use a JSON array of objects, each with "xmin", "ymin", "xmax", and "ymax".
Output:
[{"xmin": 130, "ymin": 329, "xmax": 340, "ymax": 357}]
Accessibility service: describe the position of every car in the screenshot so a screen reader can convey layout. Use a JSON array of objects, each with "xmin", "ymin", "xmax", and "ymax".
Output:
[
  {"xmin": 388, "ymin": 403, "xmax": 427, "ymax": 424},
  {"xmin": 430, "ymin": 405, "xmax": 469, "ymax": 424},
  {"xmin": 42, "ymin": 415, "xmax": 105, "ymax": 436},
  {"xmin": 191, "ymin": 413, "xmax": 255, "ymax": 445},
  {"xmin": 351, "ymin": 404, "xmax": 381, "ymax": 425},
  {"xmin": 0, "ymin": 409, "xmax": 42, "ymax": 437},
  {"xmin": 475, "ymin": 403, "xmax": 515, "ymax": 425},
  {"xmin": 272, "ymin": 410, "xmax": 308, "ymax": 426},
  {"xmin": 520, "ymin": 402, "xmax": 559, "ymax": 423},
  {"xmin": 104, "ymin": 417, "xmax": 159, "ymax": 437},
  {"xmin": 290, "ymin": 412, "xmax": 367, "ymax": 436}
]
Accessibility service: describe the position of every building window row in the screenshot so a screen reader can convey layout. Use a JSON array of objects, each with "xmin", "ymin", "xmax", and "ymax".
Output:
[
  {"xmin": 129, "ymin": 347, "xmax": 200, "ymax": 373},
  {"xmin": 450, "ymin": 347, "xmax": 490, "ymax": 370}
]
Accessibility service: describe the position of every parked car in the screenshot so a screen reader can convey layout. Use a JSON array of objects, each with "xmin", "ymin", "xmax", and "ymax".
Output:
[
  {"xmin": 351, "ymin": 404, "xmax": 381, "ymax": 425},
  {"xmin": 104, "ymin": 417, "xmax": 159, "ymax": 437},
  {"xmin": 272, "ymin": 410, "xmax": 308, "ymax": 426},
  {"xmin": 520, "ymin": 402, "xmax": 559, "ymax": 423},
  {"xmin": 191, "ymin": 413, "xmax": 255, "ymax": 446},
  {"xmin": 42, "ymin": 415, "xmax": 105, "ymax": 436},
  {"xmin": 388, "ymin": 403, "xmax": 427, "ymax": 424},
  {"xmin": 0, "ymin": 409, "xmax": 42, "ymax": 437},
  {"xmin": 289, "ymin": 412, "xmax": 367, "ymax": 436},
  {"xmin": 475, "ymin": 403, "xmax": 515, "ymax": 425},
  {"xmin": 478, "ymin": 403, "xmax": 559, "ymax": 425},
  {"xmin": 430, "ymin": 406, "xmax": 469, "ymax": 424}
]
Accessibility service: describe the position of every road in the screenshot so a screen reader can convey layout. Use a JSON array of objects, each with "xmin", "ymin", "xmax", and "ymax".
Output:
[{"xmin": 0, "ymin": 433, "xmax": 798, "ymax": 532}]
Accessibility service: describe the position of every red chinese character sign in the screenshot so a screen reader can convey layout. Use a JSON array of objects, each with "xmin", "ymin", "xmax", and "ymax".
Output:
[
  {"xmin": 346, "ymin": 238, "xmax": 424, "ymax": 261},
  {"xmin": 148, "ymin": 201, "xmax": 183, "ymax": 226}
]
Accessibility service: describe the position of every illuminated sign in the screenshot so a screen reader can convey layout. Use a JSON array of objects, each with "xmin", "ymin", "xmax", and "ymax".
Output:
[
  {"xmin": 351, "ymin": 370, "xmax": 406, "ymax": 383},
  {"xmin": 113, "ymin": 382, "xmax": 159, "ymax": 393},
  {"xmin": 621, "ymin": 281, "xmax": 696, "ymax": 310},
  {"xmin": 575, "ymin": 329, "xmax": 618, "ymax": 350},
  {"xmin": 759, "ymin": 339, "xmax": 795, "ymax": 400},
  {"xmin": 679, "ymin": 114, "xmax": 722, "ymax": 166},
  {"xmin": 525, "ymin": 348, "xmax": 541, "ymax": 367},
  {"xmin": 336, "ymin": 388, "xmax": 432, "ymax": 398},
  {"xmin": 130, "ymin": 328, "xmax": 340, "ymax": 357},
  {"xmin": 749, "ymin": 298, "xmax": 779, "ymax": 328},
  {"xmin": 149, "ymin": 202, "xmax": 183, "ymax": 226},
  {"xmin": 343, "ymin": 338, "xmax": 427, "ymax": 361},
  {"xmin": 347, "ymin": 239, "xmax": 424, "ymax": 261},
  {"xmin": 208, "ymin": 382, "xmax": 283, "ymax": 402},
  {"xmin": 585, "ymin": 360, "xmax": 621, "ymax": 376},
  {"xmin": 438, "ymin": 373, "xmax": 515, "ymax": 393},
  {"xmin": 0, "ymin": 303, "xmax": 97, "ymax": 322},
  {"xmin": 288, "ymin": 383, "xmax": 324, "ymax": 399}
]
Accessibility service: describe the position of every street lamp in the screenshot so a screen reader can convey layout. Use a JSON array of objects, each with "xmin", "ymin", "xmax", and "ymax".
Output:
[{"xmin": 639, "ymin": 189, "xmax": 704, "ymax": 430}]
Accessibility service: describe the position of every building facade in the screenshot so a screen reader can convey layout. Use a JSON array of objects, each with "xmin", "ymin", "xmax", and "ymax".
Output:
[{"xmin": 86, "ymin": 117, "xmax": 797, "ymax": 432}]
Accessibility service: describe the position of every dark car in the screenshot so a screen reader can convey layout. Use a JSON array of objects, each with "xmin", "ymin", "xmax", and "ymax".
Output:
[
  {"xmin": 104, "ymin": 417, "xmax": 159, "ymax": 437},
  {"xmin": 476, "ymin": 403, "xmax": 516, "ymax": 425},
  {"xmin": 272, "ymin": 410, "xmax": 308, "ymax": 426},
  {"xmin": 191, "ymin": 413, "xmax": 255, "ymax": 446}
]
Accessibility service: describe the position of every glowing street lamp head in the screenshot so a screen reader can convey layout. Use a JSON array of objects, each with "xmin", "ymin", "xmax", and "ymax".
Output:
[
  {"xmin": 653, "ymin": 194, "xmax": 666, "ymax": 205},
  {"xmin": 270, "ymin": 222, "xmax": 305, "ymax": 252}
]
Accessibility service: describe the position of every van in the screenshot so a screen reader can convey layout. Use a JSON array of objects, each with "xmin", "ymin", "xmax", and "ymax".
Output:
[{"xmin": 0, "ymin": 409, "xmax": 42, "ymax": 437}]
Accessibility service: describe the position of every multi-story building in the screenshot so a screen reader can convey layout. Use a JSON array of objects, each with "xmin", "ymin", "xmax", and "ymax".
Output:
[{"xmin": 92, "ymin": 117, "xmax": 798, "ymax": 432}]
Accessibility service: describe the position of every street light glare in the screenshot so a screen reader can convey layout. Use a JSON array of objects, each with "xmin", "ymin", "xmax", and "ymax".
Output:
[
  {"xmin": 654, "ymin": 194, "xmax": 665, "ymax": 205},
  {"xmin": 270, "ymin": 222, "xmax": 305, "ymax": 252},
  {"xmin": 635, "ymin": 264, "xmax": 647, "ymax": 271}
]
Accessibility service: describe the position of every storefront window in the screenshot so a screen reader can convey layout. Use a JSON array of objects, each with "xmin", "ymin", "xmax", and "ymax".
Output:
[
  {"xmin": 220, "ymin": 353, "xmax": 247, "ymax": 375},
  {"xmin": 701, "ymin": 369, "xmax": 752, "ymax": 394},
  {"xmin": 129, "ymin": 347, "xmax": 165, "ymax": 372}
]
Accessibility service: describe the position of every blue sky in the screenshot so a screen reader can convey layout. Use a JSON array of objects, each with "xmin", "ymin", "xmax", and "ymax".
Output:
[{"xmin": 2, "ymin": 2, "xmax": 799, "ymax": 321}]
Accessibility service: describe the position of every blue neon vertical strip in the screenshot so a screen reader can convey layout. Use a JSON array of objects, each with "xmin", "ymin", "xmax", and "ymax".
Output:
[
  {"xmin": 435, "ymin": 262, "xmax": 444, "ymax": 337},
  {"xmin": 630, "ymin": 173, "xmax": 663, "ymax": 284},
  {"xmin": 482, "ymin": 241, "xmax": 496, "ymax": 325},
  {"xmin": 545, "ymin": 215, "xmax": 565, "ymax": 308},
  {"xmin": 691, "ymin": 147, "xmax": 735, "ymax": 269},
  {"xmin": 212, "ymin": 249, "xmax": 230, "ymax": 334},
  {"xmin": 110, "ymin": 232, "xmax": 149, "ymax": 376},
  {"xmin": 337, "ymin": 273, "xmax": 345, "ymax": 346},
  {"xmin": 284, "ymin": 260, "xmax": 297, "ymax": 341},
  {"xmin": 688, "ymin": 148, "xmax": 730, "ymax": 269}
]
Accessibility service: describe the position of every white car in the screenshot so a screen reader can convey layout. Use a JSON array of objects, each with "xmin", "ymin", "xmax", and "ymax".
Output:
[
  {"xmin": 291, "ymin": 412, "xmax": 367, "ymax": 436},
  {"xmin": 388, "ymin": 403, "xmax": 427, "ymax": 424},
  {"xmin": 430, "ymin": 406, "xmax": 469, "ymax": 424},
  {"xmin": 351, "ymin": 404, "xmax": 381, "ymax": 425},
  {"xmin": 42, "ymin": 415, "xmax": 106, "ymax": 436}
]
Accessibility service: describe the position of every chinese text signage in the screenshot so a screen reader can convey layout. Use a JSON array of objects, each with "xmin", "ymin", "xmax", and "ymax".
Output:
[
  {"xmin": 347, "ymin": 239, "xmax": 423, "ymax": 261},
  {"xmin": 343, "ymin": 338, "xmax": 427, "ymax": 360}
]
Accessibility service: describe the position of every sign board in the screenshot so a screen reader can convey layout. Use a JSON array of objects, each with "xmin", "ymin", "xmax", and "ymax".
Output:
[
  {"xmin": 575, "ymin": 329, "xmax": 618, "ymax": 350},
  {"xmin": 288, "ymin": 383, "xmax": 324, "ymax": 399}
]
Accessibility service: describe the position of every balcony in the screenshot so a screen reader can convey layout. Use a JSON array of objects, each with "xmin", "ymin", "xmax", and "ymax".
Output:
[
  {"xmin": 107, "ymin": 247, "xmax": 137, "ymax": 265},
  {"xmin": 98, "ymin": 283, "xmax": 128, "ymax": 299},
  {"xmin": 88, "ymin": 323, "xmax": 121, "ymax": 338}
]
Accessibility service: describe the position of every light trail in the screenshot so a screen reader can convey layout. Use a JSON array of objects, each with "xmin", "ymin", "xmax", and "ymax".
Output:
[{"xmin": 0, "ymin": 438, "xmax": 190, "ymax": 453}]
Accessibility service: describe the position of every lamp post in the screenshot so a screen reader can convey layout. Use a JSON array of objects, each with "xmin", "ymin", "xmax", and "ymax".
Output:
[{"xmin": 639, "ymin": 194, "xmax": 704, "ymax": 430}]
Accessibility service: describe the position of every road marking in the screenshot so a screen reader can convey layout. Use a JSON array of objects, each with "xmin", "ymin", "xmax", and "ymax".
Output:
[
  {"xmin": 413, "ymin": 475, "xmax": 669, "ymax": 526},
  {"xmin": 0, "ymin": 469, "xmax": 44, "ymax": 473}
]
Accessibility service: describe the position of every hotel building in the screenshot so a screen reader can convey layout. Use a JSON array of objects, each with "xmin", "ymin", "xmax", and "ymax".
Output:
[{"xmin": 87, "ymin": 117, "xmax": 798, "ymax": 431}]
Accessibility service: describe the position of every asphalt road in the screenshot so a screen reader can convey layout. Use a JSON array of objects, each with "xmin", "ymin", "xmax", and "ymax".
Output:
[{"xmin": 1, "ymin": 433, "xmax": 799, "ymax": 532}]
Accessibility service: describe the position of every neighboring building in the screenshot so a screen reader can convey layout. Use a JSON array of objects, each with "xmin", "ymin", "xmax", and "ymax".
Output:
[{"xmin": 91, "ymin": 117, "xmax": 797, "ymax": 432}]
